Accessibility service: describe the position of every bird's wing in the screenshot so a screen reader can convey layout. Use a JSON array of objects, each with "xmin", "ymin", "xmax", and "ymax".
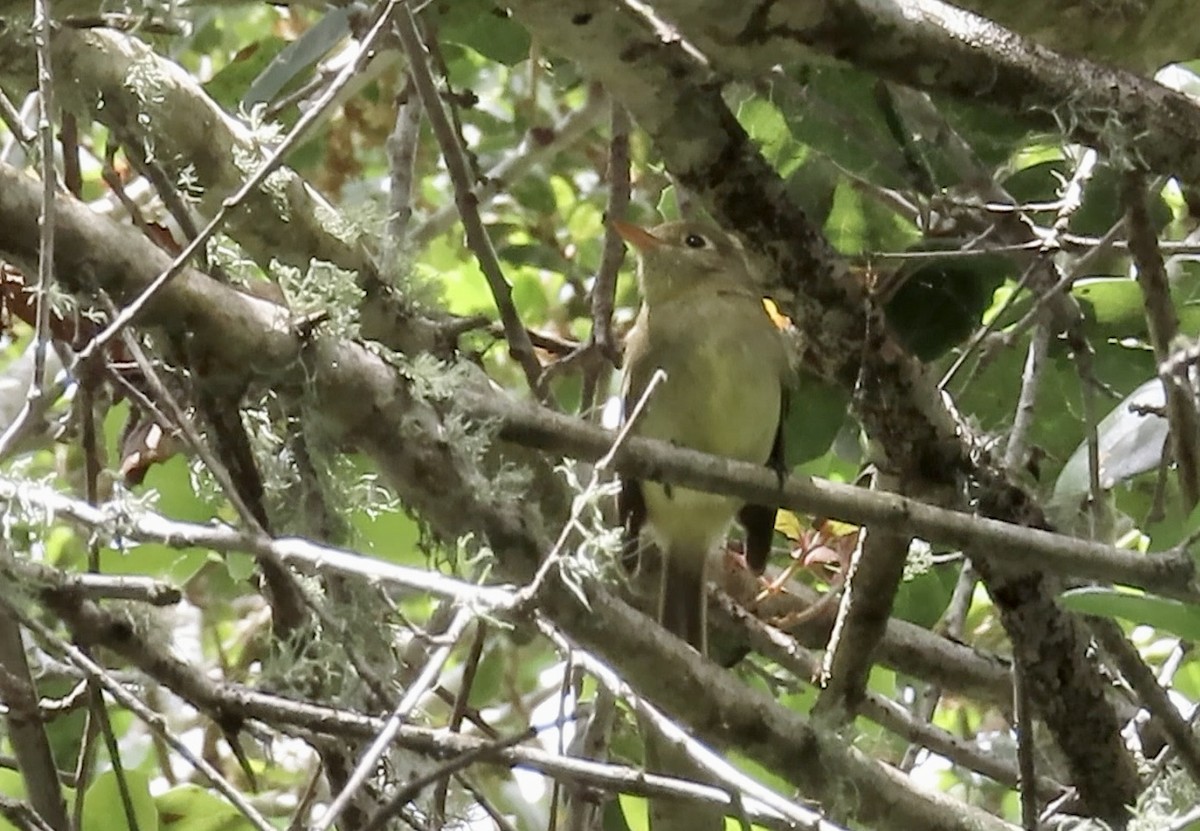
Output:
[
  {"xmin": 618, "ymin": 477, "xmax": 646, "ymax": 570},
  {"xmin": 618, "ymin": 309, "xmax": 653, "ymax": 568},
  {"xmin": 738, "ymin": 383, "xmax": 788, "ymax": 573}
]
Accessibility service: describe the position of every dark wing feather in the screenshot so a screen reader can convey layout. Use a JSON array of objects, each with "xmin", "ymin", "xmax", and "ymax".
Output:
[
  {"xmin": 618, "ymin": 476, "xmax": 646, "ymax": 571},
  {"xmin": 738, "ymin": 384, "xmax": 788, "ymax": 573},
  {"xmin": 618, "ymin": 310, "xmax": 654, "ymax": 571}
]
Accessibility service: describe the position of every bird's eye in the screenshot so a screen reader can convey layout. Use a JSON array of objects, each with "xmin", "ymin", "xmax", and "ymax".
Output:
[{"xmin": 683, "ymin": 233, "xmax": 709, "ymax": 249}]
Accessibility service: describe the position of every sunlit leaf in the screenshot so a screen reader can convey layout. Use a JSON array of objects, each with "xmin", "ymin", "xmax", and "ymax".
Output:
[
  {"xmin": 158, "ymin": 785, "xmax": 254, "ymax": 831},
  {"xmin": 243, "ymin": 8, "xmax": 352, "ymax": 108},
  {"xmin": 437, "ymin": 0, "xmax": 531, "ymax": 66},
  {"xmin": 1054, "ymin": 377, "xmax": 1168, "ymax": 501},
  {"xmin": 204, "ymin": 38, "xmax": 288, "ymax": 110},
  {"xmin": 1061, "ymin": 587, "xmax": 1200, "ymax": 640},
  {"xmin": 80, "ymin": 770, "xmax": 158, "ymax": 831}
]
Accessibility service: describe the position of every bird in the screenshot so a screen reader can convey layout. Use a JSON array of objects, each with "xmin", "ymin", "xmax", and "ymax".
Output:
[{"xmin": 615, "ymin": 218, "xmax": 789, "ymax": 656}]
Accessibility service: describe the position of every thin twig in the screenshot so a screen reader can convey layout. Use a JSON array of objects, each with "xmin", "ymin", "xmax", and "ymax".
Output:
[
  {"xmin": 1091, "ymin": 620, "xmax": 1200, "ymax": 787},
  {"xmin": 1124, "ymin": 171, "xmax": 1200, "ymax": 507},
  {"xmin": 19, "ymin": 0, "xmax": 401, "ymax": 396},
  {"xmin": 722, "ymin": 594, "xmax": 1062, "ymax": 798},
  {"xmin": 1013, "ymin": 660, "xmax": 1037, "ymax": 830},
  {"xmin": 0, "ymin": 796, "xmax": 57, "ymax": 831},
  {"xmin": 309, "ymin": 609, "xmax": 474, "ymax": 831},
  {"xmin": 535, "ymin": 101, "xmax": 630, "ymax": 405},
  {"xmin": 89, "ymin": 692, "xmax": 143, "ymax": 831},
  {"xmin": 431, "ymin": 622, "xmax": 487, "ymax": 823},
  {"xmin": 117, "ymin": 139, "xmax": 202, "ymax": 244},
  {"xmin": 547, "ymin": 651, "xmax": 574, "ymax": 831},
  {"xmin": 537, "ymin": 618, "xmax": 842, "ymax": 831},
  {"xmin": 0, "ymin": 602, "xmax": 69, "ymax": 831},
  {"xmin": 1076, "ymin": 343, "xmax": 1106, "ymax": 535},
  {"xmin": 861, "ymin": 517, "xmax": 967, "ymax": 776},
  {"xmin": 2, "ymin": 557, "xmax": 181, "ymax": 606},
  {"xmin": 591, "ymin": 103, "xmax": 630, "ymax": 364},
  {"xmin": 814, "ymin": 472, "xmax": 912, "ymax": 719},
  {"xmin": 1039, "ymin": 148, "xmax": 1098, "ymax": 252},
  {"xmin": 1003, "ymin": 314, "xmax": 1052, "ymax": 471},
  {"xmin": 521, "ymin": 369, "xmax": 666, "ymax": 601},
  {"xmin": 109, "ymin": 316, "xmax": 307, "ymax": 629},
  {"xmin": 453, "ymin": 776, "xmax": 521, "ymax": 831},
  {"xmin": 3, "ymin": 391, "xmax": 1198, "ymax": 600},
  {"xmin": 411, "ymin": 93, "xmax": 606, "ymax": 247},
  {"xmin": 363, "ymin": 725, "xmax": 544, "ymax": 831},
  {"xmin": 69, "ymin": 695, "xmax": 100, "ymax": 831},
  {"xmin": 31, "ymin": 0, "xmax": 58, "ymax": 410},
  {"xmin": 99, "ymin": 146, "xmax": 156, "ymax": 236},
  {"xmin": 9, "ymin": 605, "xmax": 276, "ymax": 831},
  {"xmin": 563, "ymin": 664, "xmax": 618, "ymax": 831},
  {"xmin": 938, "ymin": 148, "xmax": 1101, "ymax": 395},
  {"xmin": 0, "ymin": 478, "xmax": 521, "ymax": 609},
  {"xmin": 0, "ymin": 90, "xmax": 35, "ymax": 147},
  {"xmin": 393, "ymin": 5, "xmax": 543, "ymax": 391},
  {"xmin": 937, "ymin": 259, "xmax": 1038, "ymax": 391},
  {"xmin": 382, "ymin": 76, "xmax": 423, "ymax": 282},
  {"xmin": 60, "ymin": 115, "xmax": 81, "ymax": 198}
]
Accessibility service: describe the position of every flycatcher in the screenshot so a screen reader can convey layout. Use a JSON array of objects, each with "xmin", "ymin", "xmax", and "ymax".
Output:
[{"xmin": 616, "ymin": 219, "xmax": 788, "ymax": 655}]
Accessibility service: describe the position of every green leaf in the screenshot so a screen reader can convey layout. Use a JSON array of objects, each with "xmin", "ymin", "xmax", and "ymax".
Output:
[
  {"xmin": 1073, "ymin": 276, "xmax": 1147, "ymax": 338},
  {"xmin": 499, "ymin": 243, "xmax": 567, "ymax": 271},
  {"xmin": 935, "ymin": 94, "xmax": 1036, "ymax": 167},
  {"xmin": 102, "ymin": 455, "xmax": 211, "ymax": 584},
  {"xmin": 780, "ymin": 66, "xmax": 910, "ymax": 189},
  {"xmin": 784, "ymin": 156, "xmax": 839, "ymax": 229},
  {"xmin": 158, "ymin": 784, "xmax": 254, "ymax": 831},
  {"xmin": 656, "ymin": 186, "xmax": 683, "ymax": 222},
  {"xmin": 509, "ymin": 176, "xmax": 558, "ymax": 215},
  {"xmin": 1071, "ymin": 164, "xmax": 1171, "ymax": 237},
  {"xmin": 893, "ymin": 563, "xmax": 958, "ymax": 629},
  {"xmin": 608, "ymin": 796, "xmax": 638, "ymax": 831},
  {"xmin": 203, "ymin": 38, "xmax": 288, "ymax": 111},
  {"xmin": 1053, "ymin": 377, "xmax": 1168, "ymax": 501},
  {"xmin": 618, "ymin": 793, "xmax": 649, "ymax": 831},
  {"xmin": 437, "ymin": 0, "xmax": 531, "ymax": 66},
  {"xmin": 1070, "ymin": 275, "xmax": 1200, "ymax": 341},
  {"xmin": 783, "ymin": 373, "xmax": 849, "ymax": 468},
  {"xmin": 953, "ymin": 337, "xmax": 1155, "ymax": 488},
  {"xmin": 224, "ymin": 552, "xmax": 256, "ymax": 582},
  {"xmin": 80, "ymin": 770, "xmax": 158, "ymax": 831},
  {"xmin": 823, "ymin": 180, "xmax": 918, "ymax": 255},
  {"xmin": 1060, "ymin": 587, "xmax": 1200, "ymax": 640},
  {"xmin": 886, "ymin": 248, "xmax": 1013, "ymax": 361},
  {"xmin": 243, "ymin": 8, "xmax": 352, "ymax": 108},
  {"xmin": 1002, "ymin": 158, "xmax": 1067, "ymax": 206},
  {"xmin": 1138, "ymin": 481, "xmax": 1200, "ymax": 552},
  {"xmin": 737, "ymin": 97, "xmax": 804, "ymax": 174}
]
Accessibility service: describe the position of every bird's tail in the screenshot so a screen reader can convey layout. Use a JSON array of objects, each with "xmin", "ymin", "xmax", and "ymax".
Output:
[{"xmin": 658, "ymin": 548, "xmax": 708, "ymax": 655}]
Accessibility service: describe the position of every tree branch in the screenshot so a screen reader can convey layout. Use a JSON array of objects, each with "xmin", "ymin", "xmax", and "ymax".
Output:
[
  {"xmin": 502, "ymin": 2, "xmax": 1145, "ymax": 818},
  {"xmin": 1124, "ymin": 172, "xmax": 1200, "ymax": 507},
  {"xmin": 0, "ymin": 160, "xmax": 1148, "ymax": 829},
  {"xmin": 393, "ymin": 6, "xmax": 543, "ymax": 391},
  {"xmin": 647, "ymin": 0, "xmax": 1200, "ymax": 182},
  {"xmin": 0, "ymin": 603, "xmax": 69, "ymax": 831}
]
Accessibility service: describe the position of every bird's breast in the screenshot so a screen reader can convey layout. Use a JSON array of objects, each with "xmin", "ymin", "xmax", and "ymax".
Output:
[{"xmin": 631, "ymin": 296, "xmax": 783, "ymax": 465}]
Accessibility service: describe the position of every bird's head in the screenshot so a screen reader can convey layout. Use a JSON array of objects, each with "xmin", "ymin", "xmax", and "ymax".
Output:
[{"xmin": 613, "ymin": 219, "xmax": 754, "ymax": 304}]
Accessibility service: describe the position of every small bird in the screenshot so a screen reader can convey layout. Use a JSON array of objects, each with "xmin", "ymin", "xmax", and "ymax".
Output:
[{"xmin": 615, "ymin": 219, "xmax": 789, "ymax": 656}]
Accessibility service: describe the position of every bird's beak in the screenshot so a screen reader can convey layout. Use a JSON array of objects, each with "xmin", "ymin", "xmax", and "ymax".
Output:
[{"xmin": 612, "ymin": 220, "xmax": 662, "ymax": 251}]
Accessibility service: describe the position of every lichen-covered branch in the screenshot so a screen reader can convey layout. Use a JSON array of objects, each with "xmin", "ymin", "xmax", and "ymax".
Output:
[
  {"xmin": 0, "ymin": 162, "xmax": 1014, "ymax": 831},
  {"xmin": 503, "ymin": 1, "xmax": 1142, "ymax": 819},
  {"xmin": 647, "ymin": 0, "xmax": 1200, "ymax": 183}
]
